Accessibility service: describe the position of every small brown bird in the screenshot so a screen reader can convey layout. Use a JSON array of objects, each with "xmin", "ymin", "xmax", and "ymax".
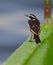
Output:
[{"xmin": 25, "ymin": 14, "xmax": 41, "ymax": 44}]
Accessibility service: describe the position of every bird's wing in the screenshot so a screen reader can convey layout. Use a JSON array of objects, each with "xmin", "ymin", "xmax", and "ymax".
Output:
[
  {"xmin": 35, "ymin": 24, "xmax": 41, "ymax": 35},
  {"xmin": 27, "ymin": 24, "xmax": 38, "ymax": 35},
  {"xmin": 30, "ymin": 27, "xmax": 39, "ymax": 35}
]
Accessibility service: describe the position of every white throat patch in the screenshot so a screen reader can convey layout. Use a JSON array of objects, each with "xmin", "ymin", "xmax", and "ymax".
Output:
[{"xmin": 33, "ymin": 19, "xmax": 35, "ymax": 21}]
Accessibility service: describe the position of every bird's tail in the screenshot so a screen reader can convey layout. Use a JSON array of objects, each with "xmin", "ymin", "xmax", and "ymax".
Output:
[{"xmin": 34, "ymin": 34, "xmax": 41, "ymax": 44}]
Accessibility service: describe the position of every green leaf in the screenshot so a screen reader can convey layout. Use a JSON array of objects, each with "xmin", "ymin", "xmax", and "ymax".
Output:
[
  {"xmin": 26, "ymin": 40, "xmax": 49, "ymax": 65},
  {"xmin": 4, "ymin": 24, "xmax": 53, "ymax": 65}
]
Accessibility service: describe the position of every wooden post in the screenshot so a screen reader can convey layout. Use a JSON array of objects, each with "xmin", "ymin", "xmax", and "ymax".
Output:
[{"xmin": 44, "ymin": 0, "xmax": 51, "ymax": 24}]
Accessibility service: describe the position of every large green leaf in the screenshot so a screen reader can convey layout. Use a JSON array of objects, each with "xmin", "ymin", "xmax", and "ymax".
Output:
[{"xmin": 4, "ymin": 24, "xmax": 53, "ymax": 65}]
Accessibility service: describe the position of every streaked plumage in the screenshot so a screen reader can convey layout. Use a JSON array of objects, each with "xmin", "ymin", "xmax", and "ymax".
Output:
[{"xmin": 25, "ymin": 14, "xmax": 41, "ymax": 44}]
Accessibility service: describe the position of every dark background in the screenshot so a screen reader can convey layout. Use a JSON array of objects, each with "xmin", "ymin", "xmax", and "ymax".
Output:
[{"xmin": 0, "ymin": 0, "xmax": 53, "ymax": 64}]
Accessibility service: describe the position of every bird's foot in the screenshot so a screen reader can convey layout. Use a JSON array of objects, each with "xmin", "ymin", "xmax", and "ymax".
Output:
[
  {"xmin": 38, "ymin": 43, "xmax": 41, "ymax": 46},
  {"xmin": 27, "ymin": 39, "xmax": 33, "ymax": 42}
]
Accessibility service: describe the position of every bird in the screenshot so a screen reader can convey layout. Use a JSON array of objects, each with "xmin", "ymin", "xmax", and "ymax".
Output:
[{"xmin": 25, "ymin": 14, "xmax": 41, "ymax": 44}]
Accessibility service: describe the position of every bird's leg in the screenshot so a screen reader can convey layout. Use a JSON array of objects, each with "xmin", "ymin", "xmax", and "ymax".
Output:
[
  {"xmin": 29, "ymin": 34, "xmax": 33, "ymax": 42},
  {"xmin": 28, "ymin": 32, "xmax": 33, "ymax": 42},
  {"xmin": 27, "ymin": 24, "xmax": 33, "ymax": 42}
]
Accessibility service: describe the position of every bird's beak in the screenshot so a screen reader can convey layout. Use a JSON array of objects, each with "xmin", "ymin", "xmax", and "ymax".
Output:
[{"xmin": 25, "ymin": 15, "xmax": 29, "ymax": 17}]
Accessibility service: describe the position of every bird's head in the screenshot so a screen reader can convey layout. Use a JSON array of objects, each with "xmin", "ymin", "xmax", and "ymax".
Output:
[{"xmin": 25, "ymin": 14, "xmax": 36, "ymax": 20}]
